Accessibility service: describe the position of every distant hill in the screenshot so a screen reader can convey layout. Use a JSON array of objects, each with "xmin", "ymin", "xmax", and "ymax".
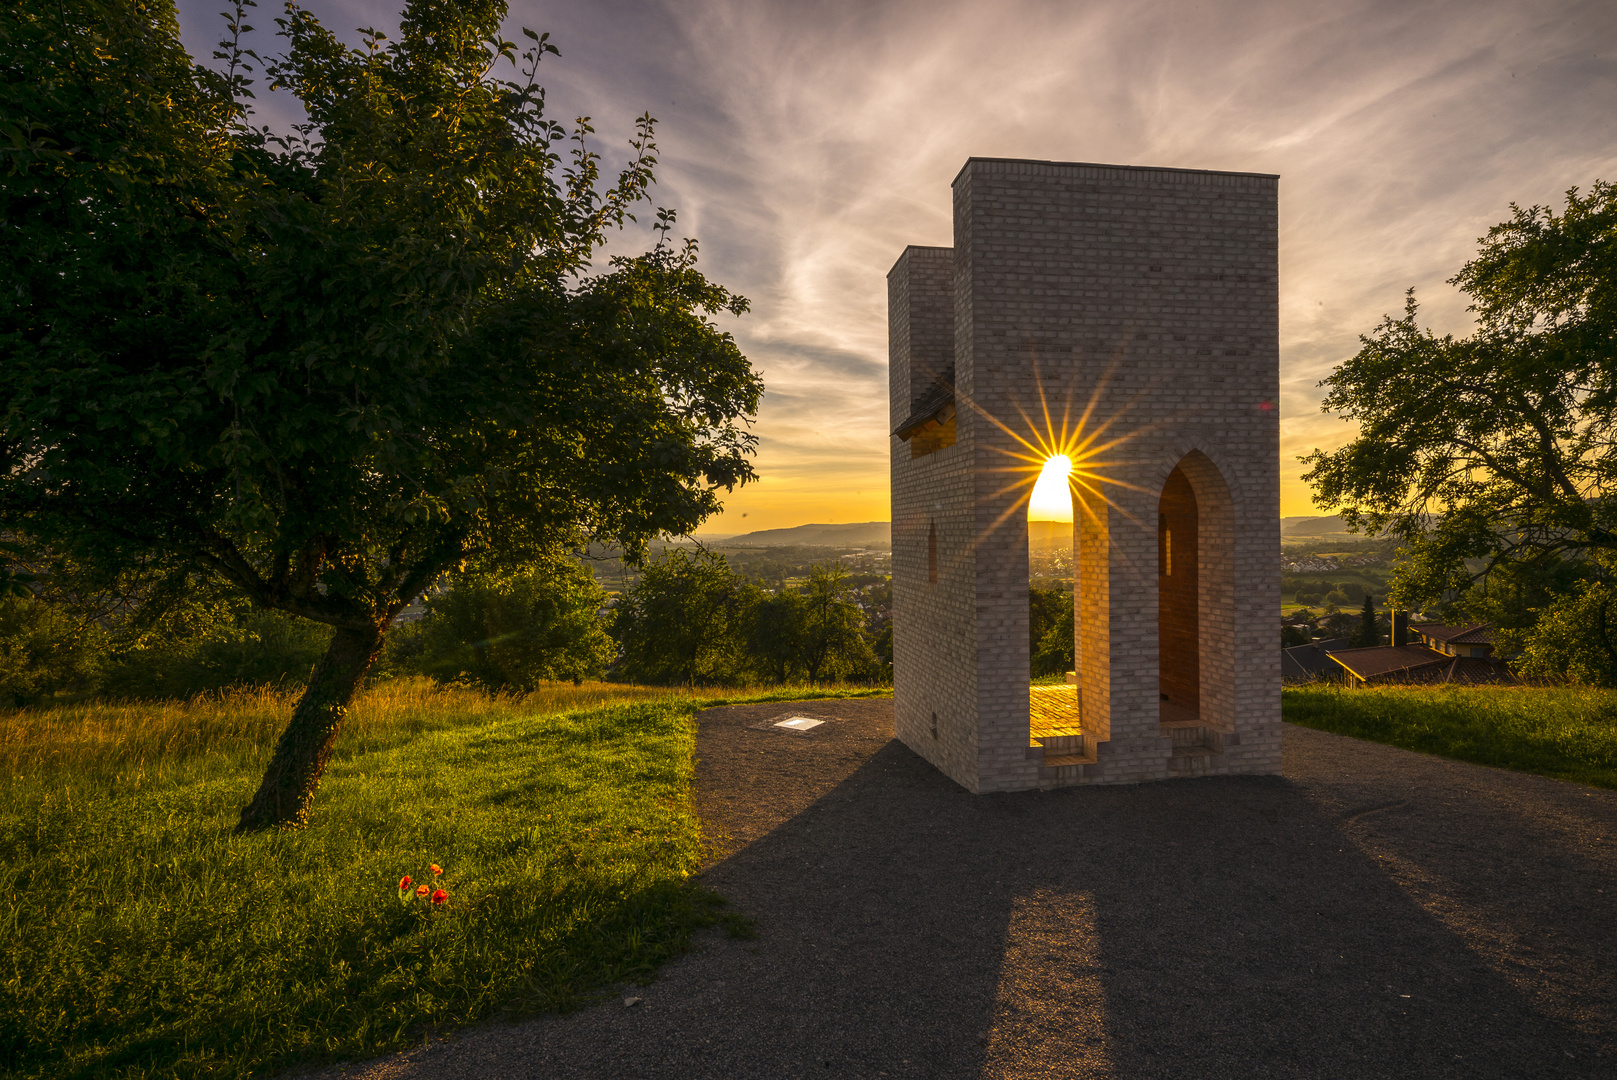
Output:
[
  {"xmin": 720, "ymin": 521, "xmax": 891, "ymax": 548},
  {"xmin": 1029, "ymin": 520, "xmax": 1072, "ymax": 548},
  {"xmin": 1281, "ymin": 514, "xmax": 1353, "ymax": 536}
]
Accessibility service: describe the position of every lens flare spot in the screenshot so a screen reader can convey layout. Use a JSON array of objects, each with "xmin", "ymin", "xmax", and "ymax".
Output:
[{"xmin": 1029, "ymin": 455, "xmax": 1074, "ymax": 521}]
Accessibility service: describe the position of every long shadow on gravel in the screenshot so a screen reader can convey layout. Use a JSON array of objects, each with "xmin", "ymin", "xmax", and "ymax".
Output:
[
  {"xmin": 312, "ymin": 702, "xmax": 1617, "ymax": 1080},
  {"xmin": 695, "ymin": 743, "xmax": 1607, "ymax": 1080}
]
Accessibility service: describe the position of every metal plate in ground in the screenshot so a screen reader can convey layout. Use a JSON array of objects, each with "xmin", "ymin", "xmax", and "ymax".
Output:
[{"xmin": 743, "ymin": 713, "xmax": 833, "ymax": 735}]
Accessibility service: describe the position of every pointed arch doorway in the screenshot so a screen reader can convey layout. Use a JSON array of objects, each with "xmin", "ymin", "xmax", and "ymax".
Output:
[
  {"xmin": 1158, "ymin": 465, "xmax": 1200, "ymax": 723},
  {"xmin": 1157, "ymin": 452, "xmax": 1235, "ymax": 762}
]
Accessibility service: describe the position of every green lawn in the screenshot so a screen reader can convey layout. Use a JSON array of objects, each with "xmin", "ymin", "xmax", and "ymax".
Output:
[
  {"xmin": 1283, "ymin": 682, "xmax": 1617, "ymax": 790},
  {"xmin": 0, "ymin": 679, "xmax": 888, "ymax": 1080}
]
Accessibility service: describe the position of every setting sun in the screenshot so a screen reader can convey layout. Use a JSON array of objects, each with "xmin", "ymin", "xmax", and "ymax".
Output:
[{"xmin": 1028, "ymin": 455, "xmax": 1074, "ymax": 521}]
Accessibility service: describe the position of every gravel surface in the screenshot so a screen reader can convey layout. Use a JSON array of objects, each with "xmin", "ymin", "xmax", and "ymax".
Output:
[{"xmin": 303, "ymin": 699, "xmax": 1617, "ymax": 1079}]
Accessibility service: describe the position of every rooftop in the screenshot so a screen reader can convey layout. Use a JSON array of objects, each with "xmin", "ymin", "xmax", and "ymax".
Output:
[
  {"xmin": 1281, "ymin": 638, "xmax": 1351, "ymax": 681},
  {"xmin": 1411, "ymin": 622, "xmax": 1497, "ymax": 646},
  {"xmin": 893, "ymin": 368, "xmax": 956, "ymax": 441},
  {"xmin": 1328, "ymin": 644, "xmax": 1450, "ymax": 680}
]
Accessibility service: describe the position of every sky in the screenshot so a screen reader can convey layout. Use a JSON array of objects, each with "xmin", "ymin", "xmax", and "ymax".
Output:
[{"xmin": 175, "ymin": 0, "xmax": 1617, "ymax": 534}]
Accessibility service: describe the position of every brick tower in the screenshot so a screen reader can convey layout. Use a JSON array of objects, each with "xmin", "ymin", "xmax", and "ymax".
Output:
[{"xmin": 888, "ymin": 158, "xmax": 1282, "ymax": 792}]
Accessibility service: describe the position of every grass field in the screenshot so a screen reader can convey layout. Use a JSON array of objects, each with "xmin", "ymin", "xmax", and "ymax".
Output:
[
  {"xmin": 1283, "ymin": 682, "xmax": 1617, "ymax": 790},
  {"xmin": 0, "ymin": 678, "xmax": 889, "ymax": 1080}
]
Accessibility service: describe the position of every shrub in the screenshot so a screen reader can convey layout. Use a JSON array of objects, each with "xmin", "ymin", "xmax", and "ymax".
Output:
[
  {"xmin": 98, "ymin": 598, "xmax": 332, "ymax": 699},
  {"xmin": 410, "ymin": 561, "xmax": 614, "ymax": 690},
  {"xmin": 0, "ymin": 593, "xmax": 103, "ymax": 704}
]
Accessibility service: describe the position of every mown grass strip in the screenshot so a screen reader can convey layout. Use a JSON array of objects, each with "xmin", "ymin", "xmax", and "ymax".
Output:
[
  {"xmin": 1282, "ymin": 683, "xmax": 1617, "ymax": 790},
  {"xmin": 0, "ymin": 681, "xmax": 887, "ymax": 1080}
]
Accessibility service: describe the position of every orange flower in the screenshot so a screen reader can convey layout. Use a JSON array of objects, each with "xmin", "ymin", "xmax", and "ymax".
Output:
[
  {"xmin": 398, "ymin": 876, "xmax": 411, "ymax": 890},
  {"xmin": 416, "ymin": 884, "xmax": 429, "ymax": 897},
  {"xmin": 430, "ymin": 864, "xmax": 443, "ymax": 876},
  {"xmin": 430, "ymin": 889, "xmax": 448, "ymax": 905}
]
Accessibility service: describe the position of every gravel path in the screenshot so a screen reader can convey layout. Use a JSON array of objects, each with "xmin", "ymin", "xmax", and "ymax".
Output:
[{"xmin": 308, "ymin": 698, "xmax": 1617, "ymax": 1079}]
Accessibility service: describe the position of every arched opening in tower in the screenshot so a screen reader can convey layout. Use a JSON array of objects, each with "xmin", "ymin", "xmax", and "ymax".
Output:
[
  {"xmin": 1028, "ymin": 454, "xmax": 1086, "ymax": 770},
  {"xmin": 1157, "ymin": 465, "xmax": 1200, "ymax": 724}
]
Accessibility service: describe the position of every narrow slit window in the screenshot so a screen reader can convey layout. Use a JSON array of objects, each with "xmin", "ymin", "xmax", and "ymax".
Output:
[{"xmin": 928, "ymin": 521, "xmax": 939, "ymax": 583}]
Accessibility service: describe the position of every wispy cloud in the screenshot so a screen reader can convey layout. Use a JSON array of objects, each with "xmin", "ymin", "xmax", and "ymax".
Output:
[{"xmin": 178, "ymin": 0, "xmax": 1617, "ymax": 529}]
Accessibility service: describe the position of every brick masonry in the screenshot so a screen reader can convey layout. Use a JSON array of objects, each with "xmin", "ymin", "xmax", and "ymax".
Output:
[{"xmin": 889, "ymin": 158, "xmax": 1282, "ymax": 792}]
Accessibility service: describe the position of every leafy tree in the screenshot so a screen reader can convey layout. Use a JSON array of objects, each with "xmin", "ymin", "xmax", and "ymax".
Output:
[
  {"xmin": 1303, "ymin": 183, "xmax": 1617, "ymax": 616},
  {"xmin": 1281, "ymin": 623, "xmax": 1311, "ymax": 648},
  {"xmin": 0, "ymin": 1, "xmax": 761, "ymax": 828},
  {"xmin": 1515, "ymin": 581, "xmax": 1617, "ymax": 686},
  {"xmin": 1451, "ymin": 553, "xmax": 1589, "ymax": 648},
  {"xmin": 612, "ymin": 548, "xmax": 742, "ymax": 685},
  {"xmin": 794, "ymin": 564, "xmax": 875, "ymax": 684},
  {"xmin": 1029, "ymin": 586, "xmax": 1075, "ymax": 676},
  {"xmin": 1032, "ymin": 615, "xmax": 1075, "ymax": 677},
  {"xmin": 411, "ymin": 560, "xmax": 612, "ymax": 690},
  {"xmin": 1349, "ymin": 594, "xmax": 1380, "ymax": 648},
  {"xmin": 1318, "ymin": 612, "xmax": 1358, "ymax": 639},
  {"xmin": 1029, "ymin": 587, "xmax": 1069, "ymax": 657},
  {"xmin": 741, "ymin": 586, "xmax": 807, "ymax": 683},
  {"xmin": 872, "ymin": 619, "xmax": 893, "ymax": 670}
]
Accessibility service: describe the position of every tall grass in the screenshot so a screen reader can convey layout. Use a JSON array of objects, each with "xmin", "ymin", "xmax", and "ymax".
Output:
[
  {"xmin": 0, "ymin": 678, "xmax": 691, "ymax": 783},
  {"xmin": 1283, "ymin": 682, "xmax": 1617, "ymax": 789},
  {"xmin": 0, "ymin": 679, "xmax": 888, "ymax": 1080}
]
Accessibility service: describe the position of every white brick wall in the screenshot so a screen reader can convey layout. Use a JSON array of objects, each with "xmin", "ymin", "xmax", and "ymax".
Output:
[{"xmin": 890, "ymin": 158, "xmax": 1282, "ymax": 792}]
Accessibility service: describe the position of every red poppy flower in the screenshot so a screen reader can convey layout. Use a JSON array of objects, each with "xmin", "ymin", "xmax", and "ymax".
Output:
[
  {"xmin": 398, "ymin": 876, "xmax": 411, "ymax": 890},
  {"xmin": 430, "ymin": 864, "xmax": 443, "ymax": 876},
  {"xmin": 430, "ymin": 889, "xmax": 448, "ymax": 905}
]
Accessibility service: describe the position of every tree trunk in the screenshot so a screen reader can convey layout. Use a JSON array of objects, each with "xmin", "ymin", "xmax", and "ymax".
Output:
[{"xmin": 236, "ymin": 622, "xmax": 385, "ymax": 832}]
